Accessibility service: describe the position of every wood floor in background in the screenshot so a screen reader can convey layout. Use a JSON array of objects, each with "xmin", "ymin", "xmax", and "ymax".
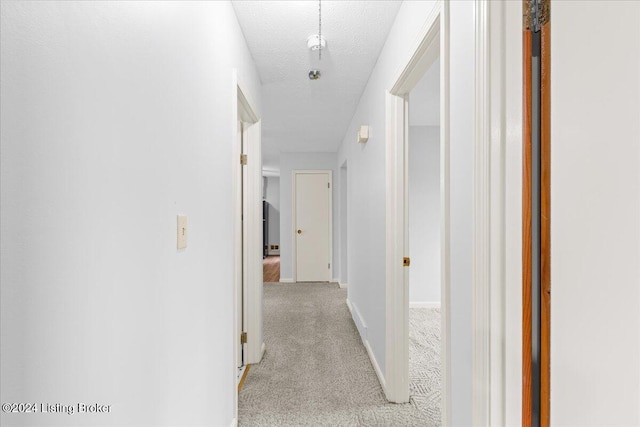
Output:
[{"xmin": 263, "ymin": 256, "xmax": 280, "ymax": 282}]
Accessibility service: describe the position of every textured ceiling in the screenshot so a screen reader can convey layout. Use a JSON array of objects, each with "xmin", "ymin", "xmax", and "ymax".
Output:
[{"xmin": 231, "ymin": 0, "xmax": 403, "ymax": 174}]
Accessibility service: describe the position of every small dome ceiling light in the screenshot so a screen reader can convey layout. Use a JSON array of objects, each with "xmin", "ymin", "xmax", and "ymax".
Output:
[
  {"xmin": 308, "ymin": 70, "xmax": 321, "ymax": 80},
  {"xmin": 307, "ymin": 35, "xmax": 326, "ymax": 52}
]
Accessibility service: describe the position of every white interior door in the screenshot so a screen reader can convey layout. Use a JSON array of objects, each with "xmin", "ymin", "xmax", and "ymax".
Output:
[
  {"xmin": 236, "ymin": 120, "xmax": 244, "ymax": 370},
  {"xmin": 295, "ymin": 171, "xmax": 331, "ymax": 282}
]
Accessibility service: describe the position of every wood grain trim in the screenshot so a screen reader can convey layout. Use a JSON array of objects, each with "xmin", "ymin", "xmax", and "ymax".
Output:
[
  {"xmin": 237, "ymin": 364, "xmax": 251, "ymax": 392},
  {"xmin": 540, "ymin": 19, "xmax": 551, "ymax": 427},
  {"xmin": 522, "ymin": 26, "xmax": 533, "ymax": 427}
]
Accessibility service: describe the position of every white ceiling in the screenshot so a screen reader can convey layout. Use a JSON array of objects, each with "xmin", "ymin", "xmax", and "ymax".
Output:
[
  {"xmin": 409, "ymin": 57, "xmax": 440, "ymax": 127},
  {"xmin": 231, "ymin": 0, "xmax": 403, "ymax": 175}
]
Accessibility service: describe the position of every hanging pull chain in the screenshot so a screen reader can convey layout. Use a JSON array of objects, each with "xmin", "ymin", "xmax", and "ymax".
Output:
[{"xmin": 318, "ymin": 0, "xmax": 322, "ymax": 60}]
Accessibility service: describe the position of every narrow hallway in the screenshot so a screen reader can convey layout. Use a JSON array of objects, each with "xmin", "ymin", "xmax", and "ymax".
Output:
[{"xmin": 238, "ymin": 283, "xmax": 429, "ymax": 426}]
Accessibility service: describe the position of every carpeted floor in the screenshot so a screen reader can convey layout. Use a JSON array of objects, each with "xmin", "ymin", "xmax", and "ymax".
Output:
[
  {"xmin": 238, "ymin": 282, "xmax": 433, "ymax": 426},
  {"xmin": 409, "ymin": 308, "xmax": 441, "ymax": 426}
]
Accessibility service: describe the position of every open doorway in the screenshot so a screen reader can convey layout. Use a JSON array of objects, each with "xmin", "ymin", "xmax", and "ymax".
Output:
[
  {"xmin": 233, "ymin": 75, "xmax": 264, "ymax": 406},
  {"xmin": 262, "ymin": 174, "xmax": 281, "ymax": 282},
  {"xmin": 384, "ymin": 3, "xmax": 451, "ymax": 423},
  {"xmin": 407, "ymin": 57, "xmax": 442, "ymax": 425},
  {"xmin": 339, "ymin": 161, "xmax": 348, "ymax": 289}
]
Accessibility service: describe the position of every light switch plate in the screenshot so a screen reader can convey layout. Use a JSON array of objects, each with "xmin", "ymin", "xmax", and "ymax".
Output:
[{"xmin": 177, "ymin": 215, "xmax": 187, "ymax": 249}]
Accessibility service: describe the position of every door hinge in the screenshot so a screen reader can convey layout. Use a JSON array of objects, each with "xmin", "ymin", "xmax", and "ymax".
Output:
[
  {"xmin": 525, "ymin": 0, "xmax": 549, "ymax": 33},
  {"xmin": 328, "ymin": 263, "xmax": 330, "ymax": 269},
  {"xmin": 240, "ymin": 154, "xmax": 247, "ymax": 165},
  {"xmin": 403, "ymin": 257, "xmax": 411, "ymax": 267},
  {"xmin": 240, "ymin": 331, "xmax": 247, "ymax": 344},
  {"xmin": 328, "ymin": 182, "xmax": 330, "ymax": 189}
]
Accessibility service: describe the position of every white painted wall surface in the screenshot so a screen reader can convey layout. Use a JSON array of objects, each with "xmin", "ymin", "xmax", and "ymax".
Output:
[
  {"xmin": 264, "ymin": 176, "xmax": 280, "ymax": 247},
  {"xmin": 0, "ymin": 2, "xmax": 261, "ymax": 426},
  {"xmin": 279, "ymin": 153, "xmax": 338, "ymax": 281},
  {"xmin": 337, "ymin": 1, "xmax": 475, "ymax": 423},
  {"xmin": 550, "ymin": 2, "xmax": 640, "ymax": 425},
  {"xmin": 408, "ymin": 126, "xmax": 440, "ymax": 303}
]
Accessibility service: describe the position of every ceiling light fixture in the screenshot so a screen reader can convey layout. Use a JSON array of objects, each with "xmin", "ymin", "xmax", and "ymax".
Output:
[
  {"xmin": 307, "ymin": 35, "xmax": 326, "ymax": 52},
  {"xmin": 308, "ymin": 70, "xmax": 321, "ymax": 80},
  {"xmin": 307, "ymin": 0, "xmax": 324, "ymax": 81}
]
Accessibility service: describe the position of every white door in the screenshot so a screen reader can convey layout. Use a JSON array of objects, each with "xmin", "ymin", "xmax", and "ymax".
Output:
[
  {"xmin": 295, "ymin": 171, "xmax": 331, "ymax": 282},
  {"xmin": 236, "ymin": 120, "xmax": 244, "ymax": 370}
]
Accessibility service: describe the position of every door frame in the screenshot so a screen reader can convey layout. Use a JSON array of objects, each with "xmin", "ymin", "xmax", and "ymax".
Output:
[
  {"xmin": 232, "ymin": 70, "xmax": 263, "ymax": 418},
  {"xmin": 384, "ymin": 1, "xmax": 506, "ymax": 424},
  {"xmin": 292, "ymin": 169, "xmax": 333, "ymax": 283},
  {"xmin": 384, "ymin": 0, "xmax": 448, "ymax": 409}
]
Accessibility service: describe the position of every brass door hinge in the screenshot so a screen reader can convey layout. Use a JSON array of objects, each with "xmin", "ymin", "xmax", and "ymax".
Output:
[
  {"xmin": 240, "ymin": 331, "xmax": 247, "ymax": 344},
  {"xmin": 240, "ymin": 154, "xmax": 247, "ymax": 165},
  {"xmin": 403, "ymin": 257, "xmax": 411, "ymax": 267}
]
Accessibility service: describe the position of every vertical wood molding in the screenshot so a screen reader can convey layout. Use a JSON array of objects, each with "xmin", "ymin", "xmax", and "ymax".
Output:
[
  {"xmin": 522, "ymin": 15, "xmax": 533, "ymax": 427},
  {"xmin": 540, "ymin": 16, "xmax": 551, "ymax": 427},
  {"xmin": 522, "ymin": 1, "xmax": 550, "ymax": 424}
]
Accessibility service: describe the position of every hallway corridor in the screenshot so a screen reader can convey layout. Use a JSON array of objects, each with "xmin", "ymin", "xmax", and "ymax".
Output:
[{"xmin": 238, "ymin": 283, "xmax": 430, "ymax": 426}]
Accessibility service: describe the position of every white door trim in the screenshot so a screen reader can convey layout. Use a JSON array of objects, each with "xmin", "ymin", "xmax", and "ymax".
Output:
[
  {"xmin": 292, "ymin": 170, "xmax": 333, "ymax": 282},
  {"xmin": 232, "ymin": 70, "xmax": 263, "ymax": 423},
  {"xmin": 385, "ymin": 0, "xmax": 448, "ymax": 410},
  {"xmin": 384, "ymin": 1, "xmax": 507, "ymax": 425},
  {"xmin": 472, "ymin": 0, "xmax": 493, "ymax": 424}
]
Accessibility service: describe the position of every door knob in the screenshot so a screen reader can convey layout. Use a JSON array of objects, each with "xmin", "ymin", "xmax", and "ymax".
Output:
[{"xmin": 297, "ymin": 229, "xmax": 302, "ymax": 234}]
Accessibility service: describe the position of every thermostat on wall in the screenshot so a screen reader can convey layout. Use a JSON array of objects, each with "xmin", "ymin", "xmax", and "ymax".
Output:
[{"xmin": 357, "ymin": 125, "xmax": 369, "ymax": 144}]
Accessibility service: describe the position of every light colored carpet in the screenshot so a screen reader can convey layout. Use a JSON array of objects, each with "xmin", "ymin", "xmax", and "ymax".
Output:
[
  {"xmin": 409, "ymin": 308, "xmax": 441, "ymax": 426},
  {"xmin": 238, "ymin": 282, "xmax": 432, "ymax": 426}
]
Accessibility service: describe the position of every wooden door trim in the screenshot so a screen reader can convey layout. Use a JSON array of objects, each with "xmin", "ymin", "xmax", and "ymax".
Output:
[
  {"xmin": 540, "ymin": 18, "xmax": 551, "ymax": 427},
  {"xmin": 522, "ymin": 27, "xmax": 533, "ymax": 427},
  {"xmin": 522, "ymin": 1, "xmax": 550, "ymax": 425}
]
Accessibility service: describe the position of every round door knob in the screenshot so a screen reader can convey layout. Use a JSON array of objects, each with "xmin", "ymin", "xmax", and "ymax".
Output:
[{"xmin": 297, "ymin": 229, "xmax": 302, "ymax": 234}]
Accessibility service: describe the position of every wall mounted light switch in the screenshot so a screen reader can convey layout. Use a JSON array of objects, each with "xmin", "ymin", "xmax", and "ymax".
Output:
[{"xmin": 177, "ymin": 215, "xmax": 187, "ymax": 249}]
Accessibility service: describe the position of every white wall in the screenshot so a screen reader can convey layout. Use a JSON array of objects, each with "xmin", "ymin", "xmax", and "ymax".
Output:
[
  {"xmin": 550, "ymin": 2, "xmax": 640, "ymax": 425},
  {"xmin": 0, "ymin": 2, "xmax": 260, "ymax": 426},
  {"xmin": 337, "ymin": 1, "xmax": 475, "ymax": 424},
  {"xmin": 408, "ymin": 126, "xmax": 440, "ymax": 304},
  {"xmin": 264, "ymin": 176, "xmax": 280, "ymax": 247},
  {"xmin": 279, "ymin": 152, "xmax": 339, "ymax": 281}
]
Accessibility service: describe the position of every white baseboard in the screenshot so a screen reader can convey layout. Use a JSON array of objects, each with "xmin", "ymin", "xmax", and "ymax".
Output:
[
  {"xmin": 260, "ymin": 342, "xmax": 266, "ymax": 361},
  {"xmin": 346, "ymin": 299, "xmax": 386, "ymax": 394},
  {"xmin": 338, "ymin": 282, "xmax": 348, "ymax": 289},
  {"xmin": 230, "ymin": 418, "xmax": 237, "ymax": 427},
  {"xmin": 364, "ymin": 337, "xmax": 387, "ymax": 392},
  {"xmin": 279, "ymin": 278, "xmax": 294, "ymax": 283},
  {"xmin": 346, "ymin": 299, "xmax": 366, "ymax": 339},
  {"xmin": 331, "ymin": 277, "xmax": 339, "ymax": 283},
  {"xmin": 409, "ymin": 301, "xmax": 441, "ymax": 309}
]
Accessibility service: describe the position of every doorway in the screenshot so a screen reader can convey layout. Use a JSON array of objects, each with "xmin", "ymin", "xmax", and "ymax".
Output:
[
  {"xmin": 233, "ymin": 74, "xmax": 264, "ymax": 408},
  {"xmin": 384, "ymin": 3, "xmax": 451, "ymax": 422},
  {"xmin": 339, "ymin": 162, "xmax": 348, "ymax": 288},
  {"xmin": 406, "ymin": 55, "xmax": 442, "ymax": 425},
  {"xmin": 292, "ymin": 170, "xmax": 332, "ymax": 282}
]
